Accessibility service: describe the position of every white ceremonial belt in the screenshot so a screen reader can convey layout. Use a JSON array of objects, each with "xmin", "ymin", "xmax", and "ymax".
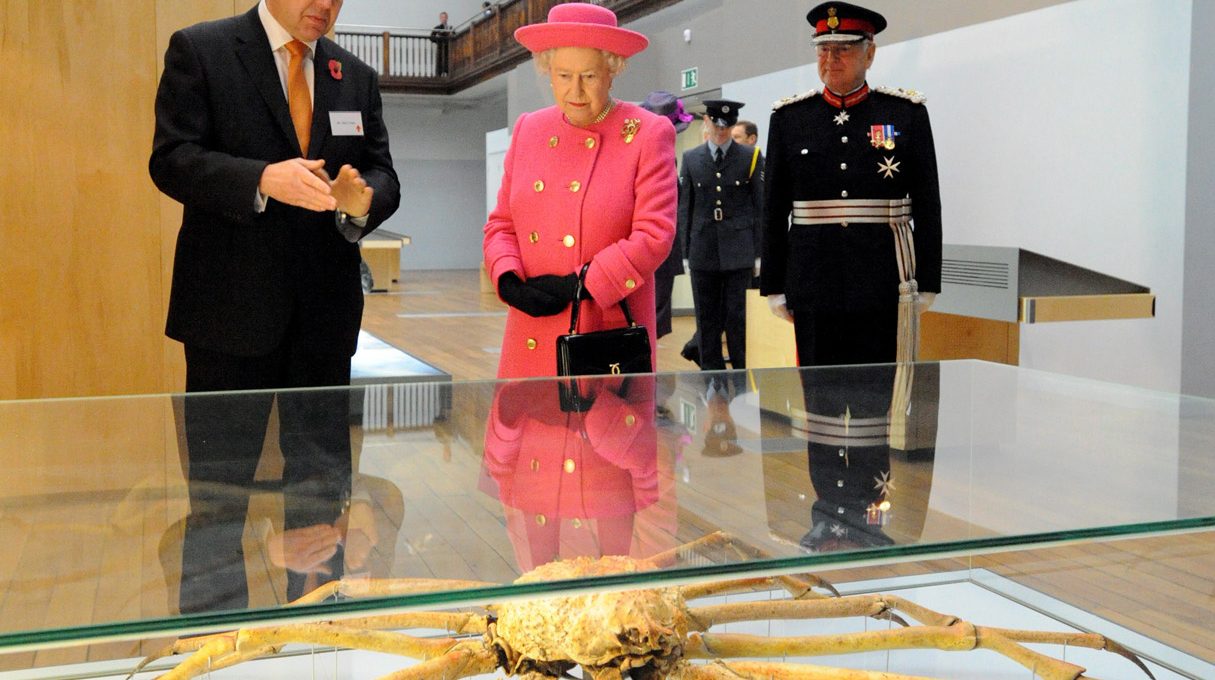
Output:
[{"xmin": 792, "ymin": 198, "xmax": 912, "ymax": 225}]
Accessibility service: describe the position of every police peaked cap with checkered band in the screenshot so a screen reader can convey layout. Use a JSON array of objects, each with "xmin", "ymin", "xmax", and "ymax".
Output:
[
  {"xmin": 702, "ymin": 99, "xmax": 744, "ymax": 128},
  {"xmin": 806, "ymin": 2, "xmax": 887, "ymax": 44}
]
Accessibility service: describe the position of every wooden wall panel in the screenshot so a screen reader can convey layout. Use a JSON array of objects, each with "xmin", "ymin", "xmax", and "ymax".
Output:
[
  {"xmin": 0, "ymin": 1, "xmax": 243, "ymax": 401},
  {"xmin": 0, "ymin": 1, "xmax": 163, "ymax": 400}
]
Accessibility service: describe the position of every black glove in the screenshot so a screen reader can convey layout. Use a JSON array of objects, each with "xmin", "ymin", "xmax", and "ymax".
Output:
[
  {"xmin": 497, "ymin": 272, "xmax": 567, "ymax": 317},
  {"xmin": 528, "ymin": 273, "xmax": 579, "ymax": 302},
  {"xmin": 529, "ymin": 271, "xmax": 595, "ymax": 302}
]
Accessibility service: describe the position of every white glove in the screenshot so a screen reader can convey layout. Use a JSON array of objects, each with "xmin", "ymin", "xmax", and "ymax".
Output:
[
  {"xmin": 753, "ymin": 257, "xmax": 761, "ymax": 277},
  {"xmin": 916, "ymin": 291, "xmax": 936, "ymax": 313},
  {"xmin": 767, "ymin": 294, "xmax": 793, "ymax": 322}
]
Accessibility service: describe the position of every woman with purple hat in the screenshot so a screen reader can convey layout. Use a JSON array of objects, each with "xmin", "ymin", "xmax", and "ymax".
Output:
[
  {"xmin": 640, "ymin": 90, "xmax": 692, "ymax": 340},
  {"xmin": 483, "ymin": 4, "xmax": 677, "ymax": 379}
]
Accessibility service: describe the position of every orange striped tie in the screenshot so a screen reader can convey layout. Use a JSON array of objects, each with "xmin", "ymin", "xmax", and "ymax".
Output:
[{"xmin": 285, "ymin": 40, "xmax": 311, "ymax": 156}]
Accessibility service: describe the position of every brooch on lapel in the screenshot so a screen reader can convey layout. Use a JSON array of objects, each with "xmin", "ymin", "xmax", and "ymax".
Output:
[
  {"xmin": 622, "ymin": 118, "xmax": 641, "ymax": 144},
  {"xmin": 328, "ymin": 59, "xmax": 343, "ymax": 81}
]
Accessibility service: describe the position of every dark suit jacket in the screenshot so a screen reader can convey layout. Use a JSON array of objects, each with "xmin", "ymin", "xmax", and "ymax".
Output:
[
  {"xmin": 150, "ymin": 6, "xmax": 400, "ymax": 358},
  {"xmin": 677, "ymin": 141, "xmax": 764, "ymax": 272}
]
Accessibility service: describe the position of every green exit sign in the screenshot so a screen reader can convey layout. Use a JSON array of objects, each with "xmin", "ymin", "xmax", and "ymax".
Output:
[{"xmin": 681, "ymin": 67, "xmax": 698, "ymax": 91}]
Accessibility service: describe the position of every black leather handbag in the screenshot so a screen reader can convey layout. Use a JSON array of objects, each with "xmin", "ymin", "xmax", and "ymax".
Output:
[{"xmin": 556, "ymin": 265, "xmax": 652, "ymax": 411}]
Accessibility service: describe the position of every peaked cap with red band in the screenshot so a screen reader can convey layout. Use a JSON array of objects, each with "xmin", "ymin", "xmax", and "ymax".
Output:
[
  {"xmin": 806, "ymin": 2, "xmax": 887, "ymax": 44},
  {"xmin": 515, "ymin": 3, "xmax": 648, "ymax": 58}
]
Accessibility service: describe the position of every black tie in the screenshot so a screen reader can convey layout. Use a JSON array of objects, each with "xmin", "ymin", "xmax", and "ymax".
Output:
[{"xmin": 714, "ymin": 147, "xmax": 724, "ymax": 164}]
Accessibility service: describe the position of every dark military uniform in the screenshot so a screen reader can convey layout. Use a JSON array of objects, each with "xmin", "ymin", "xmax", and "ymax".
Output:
[
  {"xmin": 679, "ymin": 126, "xmax": 764, "ymax": 370},
  {"xmin": 794, "ymin": 363, "xmax": 896, "ymax": 552},
  {"xmin": 760, "ymin": 83, "xmax": 941, "ymax": 366}
]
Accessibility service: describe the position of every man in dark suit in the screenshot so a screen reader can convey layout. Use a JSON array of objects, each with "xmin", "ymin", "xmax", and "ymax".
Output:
[
  {"xmin": 150, "ymin": 0, "xmax": 400, "ymax": 613},
  {"xmin": 678, "ymin": 99, "xmax": 764, "ymax": 371},
  {"xmin": 761, "ymin": 1, "xmax": 941, "ymax": 367},
  {"xmin": 430, "ymin": 12, "xmax": 451, "ymax": 76}
]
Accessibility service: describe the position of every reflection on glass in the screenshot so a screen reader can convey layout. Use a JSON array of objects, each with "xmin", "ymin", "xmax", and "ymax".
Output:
[
  {"xmin": 779, "ymin": 363, "xmax": 939, "ymax": 553},
  {"xmin": 171, "ymin": 387, "xmax": 365, "ymax": 614},
  {"xmin": 481, "ymin": 376, "xmax": 680, "ymax": 571}
]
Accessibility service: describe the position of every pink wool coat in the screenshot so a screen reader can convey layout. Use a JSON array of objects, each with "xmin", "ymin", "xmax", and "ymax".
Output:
[{"xmin": 484, "ymin": 102, "xmax": 677, "ymax": 378}]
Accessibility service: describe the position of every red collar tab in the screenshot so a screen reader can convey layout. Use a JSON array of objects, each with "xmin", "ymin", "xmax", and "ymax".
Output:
[{"xmin": 822, "ymin": 83, "xmax": 870, "ymax": 109}]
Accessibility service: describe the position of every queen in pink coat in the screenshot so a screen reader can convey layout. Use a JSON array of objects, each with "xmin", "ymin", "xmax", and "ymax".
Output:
[{"xmin": 483, "ymin": 4, "xmax": 677, "ymax": 379}]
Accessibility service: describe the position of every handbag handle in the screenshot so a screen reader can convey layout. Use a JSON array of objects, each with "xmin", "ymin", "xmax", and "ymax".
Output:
[{"xmin": 568, "ymin": 262, "xmax": 636, "ymax": 334}]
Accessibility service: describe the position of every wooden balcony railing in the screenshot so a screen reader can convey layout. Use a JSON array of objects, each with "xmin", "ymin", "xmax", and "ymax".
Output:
[{"xmin": 335, "ymin": 0, "xmax": 683, "ymax": 95}]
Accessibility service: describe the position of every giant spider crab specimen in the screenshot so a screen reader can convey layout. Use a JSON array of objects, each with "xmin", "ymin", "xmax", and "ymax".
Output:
[{"xmin": 136, "ymin": 533, "xmax": 1153, "ymax": 680}]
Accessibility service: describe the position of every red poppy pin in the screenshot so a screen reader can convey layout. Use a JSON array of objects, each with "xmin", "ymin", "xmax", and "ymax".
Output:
[{"xmin": 328, "ymin": 59, "xmax": 343, "ymax": 80}]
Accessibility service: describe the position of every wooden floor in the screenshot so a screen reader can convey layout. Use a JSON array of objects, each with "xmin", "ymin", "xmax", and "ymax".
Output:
[{"xmin": 360, "ymin": 269, "xmax": 701, "ymax": 381}]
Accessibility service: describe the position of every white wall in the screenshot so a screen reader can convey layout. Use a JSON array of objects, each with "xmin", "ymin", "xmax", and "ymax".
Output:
[
  {"xmin": 378, "ymin": 94, "xmax": 507, "ymax": 270},
  {"xmin": 723, "ymin": 0, "xmax": 1189, "ymax": 392}
]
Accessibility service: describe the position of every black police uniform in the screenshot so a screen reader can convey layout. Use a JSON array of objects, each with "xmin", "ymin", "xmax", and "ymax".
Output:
[{"xmin": 679, "ymin": 101, "xmax": 764, "ymax": 370}]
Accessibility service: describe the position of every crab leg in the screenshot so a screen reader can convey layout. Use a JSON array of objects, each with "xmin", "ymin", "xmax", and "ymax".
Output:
[
  {"xmin": 683, "ymin": 627, "xmax": 1098, "ymax": 680},
  {"xmin": 672, "ymin": 659, "xmax": 937, "ymax": 679},
  {"xmin": 155, "ymin": 625, "xmax": 465, "ymax": 680},
  {"xmin": 290, "ymin": 577, "xmax": 497, "ymax": 605},
  {"xmin": 681, "ymin": 574, "xmax": 838, "ymax": 601},
  {"xmin": 687, "ymin": 594, "xmax": 922, "ymax": 631},
  {"xmin": 682, "ymin": 595, "xmax": 1152, "ymax": 680},
  {"xmin": 653, "ymin": 531, "xmax": 842, "ymax": 599},
  {"xmin": 375, "ymin": 643, "xmax": 500, "ymax": 680},
  {"xmin": 130, "ymin": 611, "xmax": 487, "ymax": 678}
]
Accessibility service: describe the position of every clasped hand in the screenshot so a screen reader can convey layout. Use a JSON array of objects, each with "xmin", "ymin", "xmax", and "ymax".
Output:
[
  {"xmin": 258, "ymin": 158, "xmax": 373, "ymax": 216},
  {"xmin": 497, "ymin": 271, "xmax": 591, "ymax": 317},
  {"xmin": 265, "ymin": 500, "xmax": 379, "ymax": 574}
]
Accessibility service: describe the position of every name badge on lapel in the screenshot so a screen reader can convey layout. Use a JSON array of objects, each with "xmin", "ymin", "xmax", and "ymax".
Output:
[{"xmin": 329, "ymin": 111, "xmax": 364, "ymax": 136}]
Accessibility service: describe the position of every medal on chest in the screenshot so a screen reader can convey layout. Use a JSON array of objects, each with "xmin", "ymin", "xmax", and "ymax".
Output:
[{"xmin": 869, "ymin": 124, "xmax": 899, "ymax": 150}]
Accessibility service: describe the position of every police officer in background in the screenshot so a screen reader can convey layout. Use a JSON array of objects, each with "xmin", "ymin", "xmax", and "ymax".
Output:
[
  {"xmin": 760, "ymin": 2, "xmax": 941, "ymax": 367},
  {"xmin": 678, "ymin": 99, "xmax": 764, "ymax": 371}
]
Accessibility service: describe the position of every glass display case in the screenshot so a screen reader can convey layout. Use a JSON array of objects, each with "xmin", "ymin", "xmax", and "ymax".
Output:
[{"xmin": 0, "ymin": 360, "xmax": 1211, "ymax": 679}]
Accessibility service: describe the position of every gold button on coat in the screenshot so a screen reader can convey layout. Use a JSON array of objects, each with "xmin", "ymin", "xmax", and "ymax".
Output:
[
  {"xmin": 549, "ymin": 136, "xmax": 559, "ymax": 147},
  {"xmin": 534, "ymin": 180, "xmax": 544, "ymax": 192},
  {"xmin": 569, "ymin": 181, "xmax": 581, "ymax": 192},
  {"xmin": 625, "ymin": 414, "xmax": 636, "ymax": 426},
  {"xmin": 563, "ymin": 235, "xmax": 575, "ymax": 247},
  {"xmin": 563, "ymin": 459, "xmax": 575, "ymax": 473},
  {"xmin": 625, "ymin": 278, "xmax": 636, "ymax": 289},
  {"xmin": 526, "ymin": 338, "xmax": 537, "ymax": 349},
  {"xmin": 584, "ymin": 137, "xmax": 595, "ymax": 148},
  {"xmin": 572, "ymin": 518, "xmax": 582, "ymax": 528},
  {"xmin": 528, "ymin": 231, "xmax": 540, "ymax": 243},
  {"xmin": 535, "ymin": 514, "xmax": 546, "ymax": 526},
  {"xmin": 530, "ymin": 458, "xmax": 539, "ymax": 471}
]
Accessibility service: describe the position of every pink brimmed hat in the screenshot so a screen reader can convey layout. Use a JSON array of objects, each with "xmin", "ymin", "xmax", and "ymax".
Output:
[{"xmin": 515, "ymin": 3, "xmax": 648, "ymax": 58}]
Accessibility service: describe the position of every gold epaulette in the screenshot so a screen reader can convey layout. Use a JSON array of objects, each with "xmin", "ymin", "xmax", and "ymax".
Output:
[
  {"xmin": 772, "ymin": 89, "xmax": 819, "ymax": 111},
  {"xmin": 874, "ymin": 86, "xmax": 927, "ymax": 104}
]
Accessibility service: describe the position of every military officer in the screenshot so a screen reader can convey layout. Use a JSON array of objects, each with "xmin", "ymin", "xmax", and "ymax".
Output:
[
  {"xmin": 678, "ymin": 98, "xmax": 764, "ymax": 371},
  {"xmin": 760, "ymin": 1, "xmax": 942, "ymax": 367}
]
